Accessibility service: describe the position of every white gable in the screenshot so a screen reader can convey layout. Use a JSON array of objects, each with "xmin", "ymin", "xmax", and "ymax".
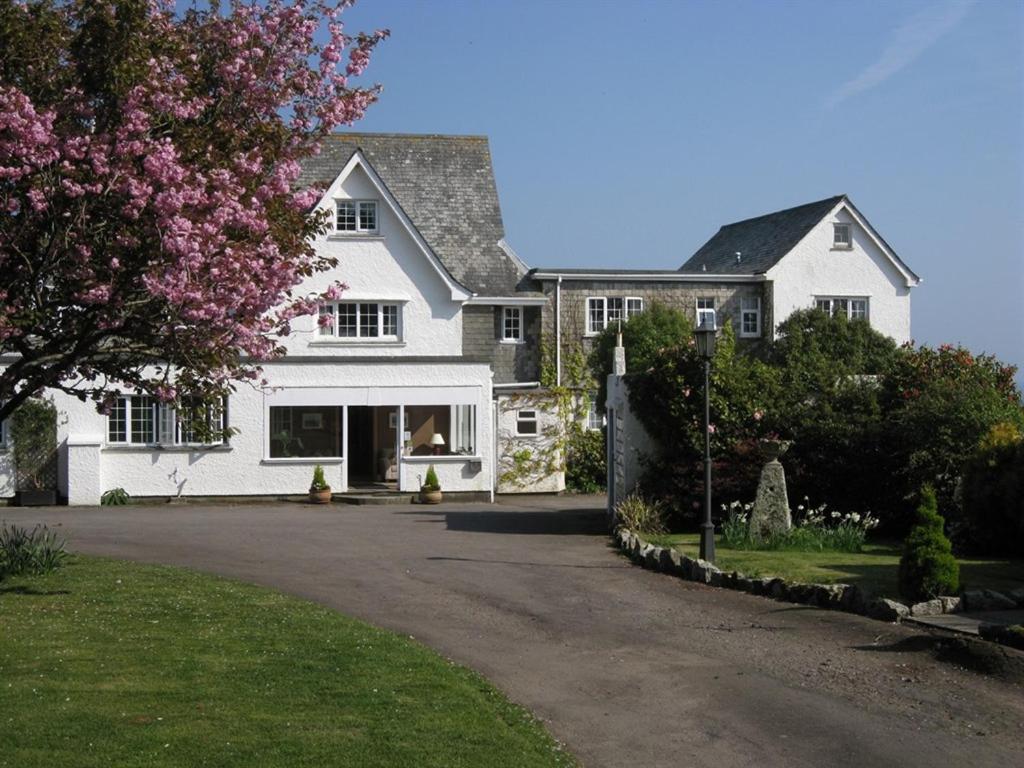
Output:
[{"xmin": 766, "ymin": 202, "xmax": 915, "ymax": 343}]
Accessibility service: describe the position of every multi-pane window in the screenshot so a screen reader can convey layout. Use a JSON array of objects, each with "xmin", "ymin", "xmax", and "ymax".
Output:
[
  {"xmin": 319, "ymin": 302, "xmax": 400, "ymax": 340},
  {"xmin": 516, "ymin": 409, "xmax": 539, "ymax": 436},
  {"xmin": 335, "ymin": 200, "xmax": 378, "ymax": 233},
  {"xmin": 815, "ymin": 297, "xmax": 868, "ymax": 321},
  {"xmin": 586, "ymin": 400, "xmax": 605, "ymax": 432},
  {"xmin": 740, "ymin": 296, "xmax": 761, "ymax": 337},
  {"xmin": 501, "ymin": 306, "xmax": 523, "ymax": 342},
  {"xmin": 108, "ymin": 395, "xmax": 226, "ymax": 446},
  {"xmin": 833, "ymin": 223, "xmax": 852, "ymax": 248},
  {"xmin": 586, "ymin": 296, "xmax": 644, "ymax": 335},
  {"xmin": 696, "ymin": 297, "xmax": 716, "ymax": 329}
]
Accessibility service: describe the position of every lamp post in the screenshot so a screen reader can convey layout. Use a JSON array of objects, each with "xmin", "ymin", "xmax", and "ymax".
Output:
[{"xmin": 693, "ymin": 317, "xmax": 717, "ymax": 562}]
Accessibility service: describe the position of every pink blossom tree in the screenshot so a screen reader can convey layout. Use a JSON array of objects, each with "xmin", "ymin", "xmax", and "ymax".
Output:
[{"xmin": 0, "ymin": 0, "xmax": 387, "ymax": 422}]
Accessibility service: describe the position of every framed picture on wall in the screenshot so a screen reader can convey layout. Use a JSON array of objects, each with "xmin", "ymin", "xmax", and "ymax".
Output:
[
  {"xmin": 388, "ymin": 411, "xmax": 398, "ymax": 429},
  {"xmin": 301, "ymin": 413, "xmax": 323, "ymax": 430}
]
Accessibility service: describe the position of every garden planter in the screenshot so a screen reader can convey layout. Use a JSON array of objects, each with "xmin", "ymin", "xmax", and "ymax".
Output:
[
  {"xmin": 16, "ymin": 489, "xmax": 57, "ymax": 506},
  {"xmin": 419, "ymin": 489, "xmax": 443, "ymax": 505},
  {"xmin": 308, "ymin": 487, "xmax": 332, "ymax": 504},
  {"xmin": 758, "ymin": 439, "xmax": 792, "ymax": 462}
]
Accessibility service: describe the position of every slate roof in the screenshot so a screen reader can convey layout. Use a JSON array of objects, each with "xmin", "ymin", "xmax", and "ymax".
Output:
[
  {"xmin": 679, "ymin": 195, "xmax": 846, "ymax": 275},
  {"xmin": 298, "ymin": 132, "xmax": 527, "ymax": 296}
]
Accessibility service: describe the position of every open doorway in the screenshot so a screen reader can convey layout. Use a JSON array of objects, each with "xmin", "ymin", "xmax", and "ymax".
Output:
[{"xmin": 346, "ymin": 406, "xmax": 399, "ymax": 489}]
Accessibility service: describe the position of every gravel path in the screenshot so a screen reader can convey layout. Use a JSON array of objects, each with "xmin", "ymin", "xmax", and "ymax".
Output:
[{"xmin": 4, "ymin": 497, "xmax": 1022, "ymax": 768}]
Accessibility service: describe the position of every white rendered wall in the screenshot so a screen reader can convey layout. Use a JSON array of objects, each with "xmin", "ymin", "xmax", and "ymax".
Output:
[
  {"xmin": 48, "ymin": 361, "xmax": 493, "ymax": 503},
  {"xmin": 280, "ymin": 163, "xmax": 464, "ymax": 357},
  {"xmin": 495, "ymin": 392, "xmax": 565, "ymax": 494},
  {"xmin": 766, "ymin": 205, "xmax": 913, "ymax": 343}
]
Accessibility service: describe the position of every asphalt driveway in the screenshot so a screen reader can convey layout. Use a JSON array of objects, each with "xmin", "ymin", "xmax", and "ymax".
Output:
[{"xmin": 3, "ymin": 497, "xmax": 1022, "ymax": 768}]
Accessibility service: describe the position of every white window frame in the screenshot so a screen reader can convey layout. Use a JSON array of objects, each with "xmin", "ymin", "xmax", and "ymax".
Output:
[
  {"xmin": 740, "ymin": 296, "xmax": 761, "ymax": 338},
  {"xmin": 833, "ymin": 222, "xmax": 852, "ymax": 249},
  {"xmin": 696, "ymin": 297, "xmax": 716, "ymax": 329},
  {"xmin": 814, "ymin": 296, "xmax": 869, "ymax": 322},
  {"xmin": 515, "ymin": 409, "xmax": 539, "ymax": 437},
  {"xmin": 107, "ymin": 395, "xmax": 226, "ymax": 447},
  {"xmin": 334, "ymin": 199, "xmax": 379, "ymax": 234},
  {"xmin": 586, "ymin": 296, "xmax": 643, "ymax": 336},
  {"xmin": 500, "ymin": 306, "xmax": 524, "ymax": 343},
  {"xmin": 586, "ymin": 399, "xmax": 605, "ymax": 432},
  {"xmin": 318, "ymin": 301, "xmax": 401, "ymax": 341}
]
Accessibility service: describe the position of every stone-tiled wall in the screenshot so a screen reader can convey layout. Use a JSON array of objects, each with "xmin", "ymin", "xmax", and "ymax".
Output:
[
  {"xmin": 534, "ymin": 280, "xmax": 772, "ymax": 384},
  {"xmin": 461, "ymin": 305, "xmax": 541, "ymax": 384}
]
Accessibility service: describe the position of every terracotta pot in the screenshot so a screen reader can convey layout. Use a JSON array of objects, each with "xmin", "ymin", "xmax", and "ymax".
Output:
[
  {"xmin": 419, "ymin": 488, "xmax": 443, "ymax": 505},
  {"xmin": 309, "ymin": 487, "xmax": 332, "ymax": 504}
]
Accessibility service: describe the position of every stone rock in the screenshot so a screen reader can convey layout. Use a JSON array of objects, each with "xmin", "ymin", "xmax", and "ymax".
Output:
[
  {"xmin": 691, "ymin": 558, "xmax": 717, "ymax": 584},
  {"xmin": 768, "ymin": 579, "xmax": 788, "ymax": 600},
  {"xmin": 750, "ymin": 578, "xmax": 773, "ymax": 596},
  {"xmin": 643, "ymin": 545, "xmax": 662, "ymax": 570},
  {"xmin": 839, "ymin": 585, "xmax": 868, "ymax": 615},
  {"xmin": 787, "ymin": 583, "xmax": 814, "ymax": 604},
  {"xmin": 709, "ymin": 569, "xmax": 725, "ymax": 588},
  {"xmin": 963, "ymin": 589, "xmax": 1017, "ymax": 612},
  {"xmin": 910, "ymin": 599, "xmax": 945, "ymax": 617},
  {"xmin": 680, "ymin": 556, "xmax": 695, "ymax": 580},
  {"xmin": 867, "ymin": 598, "xmax": 910, "ymax": 622},
  {"xmin": 749, "ymin": 458, "xmax": 791, "ymax": 539},
  {"xmin": 814, "ymin": 584, "xmax": 846, "ymax": 609},
  {"xmin": 660, "ymin": 547, "xmax": 682, "ymax": 574},
  {"xmin": 1008, "ymin": 588, "xmax": 1024, "ymax": 607},
  {"xmin": 629, "ymin": 537, "xmax": 644, "ymax": 561},
  {"xmin": 735, "ymin": 576, "xmax": 752, "ymax": 592},
  {"xmin": 939, "ymin": 596, "xmax": 962, "ymax": 614}
]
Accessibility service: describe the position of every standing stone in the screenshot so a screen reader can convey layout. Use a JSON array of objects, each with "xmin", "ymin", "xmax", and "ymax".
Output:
[{"xmin": 749, "ymin": 440, "xmax": 793, "ymax": 539}]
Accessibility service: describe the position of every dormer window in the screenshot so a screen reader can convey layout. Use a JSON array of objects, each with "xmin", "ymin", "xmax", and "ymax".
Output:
[
  {"xmin": 335, "ymin": 200, "xmax": 378, "ymax": 233},
  {"xmin": 833, "ymin": 223, "xmax": 851, "ymax": 249}
]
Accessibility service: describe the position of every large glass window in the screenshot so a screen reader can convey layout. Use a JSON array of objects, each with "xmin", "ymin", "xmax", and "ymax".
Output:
[
  {"xmin": 815, "ymin": 296, "xmax": 869, "ymax": 321},
  {"xmin": 586, "ymin": 296, "xmax": 643, "ymax": 335},
  {"xmin": 335, "ymin": 200, "xmax": 378, "ymax": 233},
  {"xmin": 268, "ymin": 406, "xmax": 344, "ymax": 459},
  {"xmin": 740, "ymin": 296, "xmax": 761, "ymax": 337},
  {"xmin": 696, "ymin": 297, "xmax": 716, "ymax": 329},
  {"xmin": 452, "ymin": 405, "xmax": 477, "ymax": 454}
]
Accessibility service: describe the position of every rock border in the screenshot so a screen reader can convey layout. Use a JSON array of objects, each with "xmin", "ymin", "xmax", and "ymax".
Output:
[{"xmin": 613, "ymin": 528, "xmax": 1024, "ymax": 625}]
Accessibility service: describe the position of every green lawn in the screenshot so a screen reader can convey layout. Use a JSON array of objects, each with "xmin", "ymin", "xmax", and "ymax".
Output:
[
  {"xmin": 0, "ymin": 556, "xmax": 575, "ymax": 768},
  {"xmin": 646, "ymin": 533, "xmax": 1024, "ymax": 599}
]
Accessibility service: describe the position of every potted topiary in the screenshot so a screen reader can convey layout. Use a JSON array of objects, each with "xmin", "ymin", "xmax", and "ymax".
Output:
[
  {"xmin": 419, "ymin": 465, "xmax": 442, "ymax": 504},
  {"xmin": 308, "ymin": 464, "xmax": 332, "ymax": 504}
]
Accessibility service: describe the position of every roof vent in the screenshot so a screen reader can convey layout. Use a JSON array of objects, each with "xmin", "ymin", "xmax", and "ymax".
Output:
[
  {"xmin": 702, "ymin": 263, "xmax": 707, "ymax": 272},
  {"xmin": 736, "ymin": 251, "xmax": 742, "ymax": 263}
]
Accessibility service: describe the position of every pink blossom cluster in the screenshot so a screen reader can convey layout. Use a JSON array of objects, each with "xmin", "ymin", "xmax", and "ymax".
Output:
[{"xmin": 0, "ymin": 0, "xmax": 387, "ymax": 419}]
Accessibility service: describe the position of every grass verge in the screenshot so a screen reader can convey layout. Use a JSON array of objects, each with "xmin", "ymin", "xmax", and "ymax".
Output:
[
  {"xmin": 646, "ymin": 533, "xmax": 1024, "ymax": 599},
  {"xmin": 0, "ymin": 555, "xmax": 575, "ymax": 768}
]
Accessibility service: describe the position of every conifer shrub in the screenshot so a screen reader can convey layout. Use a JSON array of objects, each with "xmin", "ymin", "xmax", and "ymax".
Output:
[
  {"xmin": 422, "ymin": 465, "xmax": 441, "ymax": 491},
  {"xmin": 898, "ymin": 485, "xmax": 960, "ymax": 602}
]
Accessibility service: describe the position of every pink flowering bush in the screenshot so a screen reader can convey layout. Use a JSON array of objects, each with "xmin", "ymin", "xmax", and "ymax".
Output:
[{"xmin": 0, "ymin": 0, "xmax": 388, "ymax": 420}]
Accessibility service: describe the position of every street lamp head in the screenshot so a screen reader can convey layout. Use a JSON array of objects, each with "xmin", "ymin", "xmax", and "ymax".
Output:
[{"xmin": 693, "ymin": 317, "xmax": 717, "ymax": 360}]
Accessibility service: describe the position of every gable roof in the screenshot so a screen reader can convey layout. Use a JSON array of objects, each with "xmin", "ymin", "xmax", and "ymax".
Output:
[
  {"xmin": 679, "ymin": 195, "xmax": 845, "ymax": 275},
  {"xmin": 298, "ymin": 133, "xmax": 527, "ymax": 296}
]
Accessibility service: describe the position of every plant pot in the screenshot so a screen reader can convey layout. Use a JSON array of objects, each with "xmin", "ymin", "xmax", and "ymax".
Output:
[
  {"xmin": 309, "ymin": 487, "xmax": 332, "ymax": 504},
  {"xmin": 419, "ymin": 488, "xmax": 443, "ymax": 505},
  {"xmin": 15, "ymin": 489, "xmax": 57, "ymax": 506},
  {"xmin": 759, "ymin": 439, "xmax": 792, "ymax": 462}
]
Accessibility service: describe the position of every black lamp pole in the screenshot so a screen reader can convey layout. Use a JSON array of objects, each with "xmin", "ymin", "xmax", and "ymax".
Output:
[{"xmin": 694, "ymin": 319, "xmax": 717, "ymax": 563}]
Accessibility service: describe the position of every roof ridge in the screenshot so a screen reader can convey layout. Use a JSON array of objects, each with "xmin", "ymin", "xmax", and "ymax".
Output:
[
  {"xmin": 718, "ymin": 194, "xmax": 846, "ymax": 229},
  {"xmin": 324, "ymin": 131, "xmax": 490, "ymax": 141}
]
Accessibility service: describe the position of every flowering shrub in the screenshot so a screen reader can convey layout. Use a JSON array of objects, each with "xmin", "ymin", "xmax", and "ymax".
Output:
[{"xmin": 719, "ymin": 498, "xmax": 879, "ymax": 553}]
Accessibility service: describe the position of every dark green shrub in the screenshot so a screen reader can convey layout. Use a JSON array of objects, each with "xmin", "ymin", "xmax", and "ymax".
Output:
[
  {"xmin": 101, "ymin": 488, "xmax": 130, "ymax": 506},
  {"xmin": 10, "ymin": 398, "xmax": 58, "ymax": 492},
  {"xmin": 422, "ymin": 465, "xmax": 440, "ymax": 491},
  {"xmin": 565, "ymin": 423, "xmax": 605, "ymax": 493},
  {"xmin": 957, "ymin": 422, "xmax": 1024, "ymax": 555},
  {"xmin": 898, "ymin": 486, "xmax": 960, "ymax": 602},
  {"xmin": 0, "ymin": 524, "xmax": 68, "ymax": 579}
]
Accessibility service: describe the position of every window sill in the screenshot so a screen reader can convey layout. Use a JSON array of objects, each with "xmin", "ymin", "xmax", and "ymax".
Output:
[
  {"xmin": 261, "ymin": 457, "xmax": 345, "ymax": 464},
  {"xmin": 830, "ymin": 245, "xmax": 853, "ymax": 251},
  {"xmin": 402, "ymin": 454, "xmax": 482, "ymax": 463},
  {"xmin": 514, "ymin": 433, "xmax": 541, "ymax": 439},
  {"xmin": 326, "ymin": 233, "xmax": 384, "ymax": 241},
  {"xmin": 103, "ymin": 444, "xmax": 232, "ymax": 453},
  {"xmin": 739, "ymin": 333, "xmax": 762, "ymax": 339},
  {"xmin": 309, "ymin": 340, "xmax": 405, "ymax": 348},
  {"xmin": 499, "ymin": 339, "xmax": 526, "ymax": 345}
]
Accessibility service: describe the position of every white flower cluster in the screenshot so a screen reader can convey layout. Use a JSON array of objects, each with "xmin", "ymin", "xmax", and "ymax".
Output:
[{"xmin": 722, "ymin": 497, "xmax": 879, "ymax": 530}]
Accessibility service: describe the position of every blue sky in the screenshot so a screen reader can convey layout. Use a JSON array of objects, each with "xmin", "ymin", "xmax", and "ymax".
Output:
[{"xmin": 345, "ymin": 0, "xmax": 1023, "ymax": 374}]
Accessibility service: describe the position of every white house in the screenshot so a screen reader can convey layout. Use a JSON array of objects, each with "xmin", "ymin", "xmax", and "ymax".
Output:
[{"xmin": 1, "ymin": 133, "xmax": 564, "ymax": 505}]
